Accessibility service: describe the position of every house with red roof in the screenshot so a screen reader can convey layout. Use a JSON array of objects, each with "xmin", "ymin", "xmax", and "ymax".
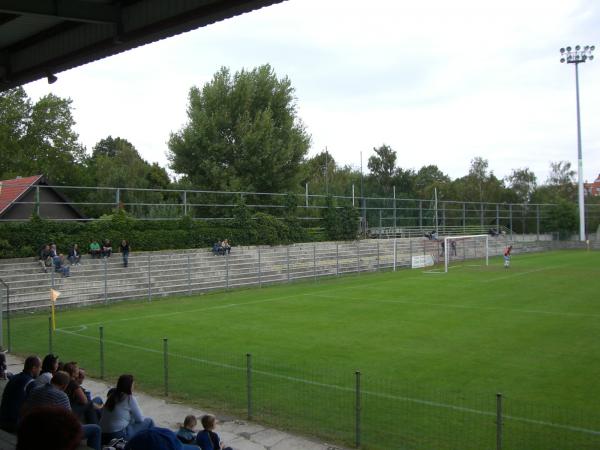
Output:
[
  {"xmin": 0, "ymin": 175, "xmax": 86, "ymax": 221},
  {"xmin": 584, "ymin": 174, "xmax": 600, "ymax": 197}
]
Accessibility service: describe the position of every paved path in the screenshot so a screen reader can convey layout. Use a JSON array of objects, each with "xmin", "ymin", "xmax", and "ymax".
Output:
[{"xmin": 6, "ymin": 354, "xmax": 346, "ymax": 450}]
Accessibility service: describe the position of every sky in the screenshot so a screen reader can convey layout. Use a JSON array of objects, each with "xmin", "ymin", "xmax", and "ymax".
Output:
[{"xmin": 23, "ymin": 0, "xmax": 600, "ymax": 185}]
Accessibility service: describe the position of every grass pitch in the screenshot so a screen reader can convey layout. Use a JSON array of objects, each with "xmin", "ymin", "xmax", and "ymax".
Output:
[{"xmin": 8, "ymin": 250, "xmax": 600, "ymax": 449}]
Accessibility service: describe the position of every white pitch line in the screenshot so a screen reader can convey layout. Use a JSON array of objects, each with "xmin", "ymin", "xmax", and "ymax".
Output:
[{"xmin": 55, "ymin": 328, "xmax": 600, "ymax": 437}]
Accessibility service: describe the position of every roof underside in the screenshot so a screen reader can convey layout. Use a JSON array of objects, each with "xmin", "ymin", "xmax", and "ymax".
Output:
[{"xmin": 0, "ymin": 0, "xmax": 284, "ymax": 92}]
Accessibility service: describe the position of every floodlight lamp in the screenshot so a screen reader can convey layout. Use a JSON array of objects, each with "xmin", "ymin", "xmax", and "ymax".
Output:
[
  {"xmin": 560, "ymin": 57, "xmax": 565, "ymax": 63},
  {"xmin": 590, "ymin": 55, "xmax": 595, "ymax": 60},
  {"xmin": 567, "ymin": 46, "xmax": 572, "ymax": 51},
  {"xmin": 584, "ymin": 46, "xmax": 589, "ymax": 51},
  {"xmin": 591, "ymin": 45, "xmax": 595, "ymax": 51},
  {"xmin": 560, "ymin": 48, "xmax": 565, "ymax": 53},
  {"xmin": 46, "ymin": 72, "xmax": 57, "ymax": 84},
  {"xmin": 582, "ymin": 55, "xmax": 587, "ymax": 61},
  {"xmin": 576, "ymin": 45, "xmax": 581, "ymax": 51}
]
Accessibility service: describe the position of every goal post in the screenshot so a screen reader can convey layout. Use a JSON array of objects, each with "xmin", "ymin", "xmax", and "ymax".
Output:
[{"xmin": 443, "ymin": 234, "xmax": 489, "ymax": 273}]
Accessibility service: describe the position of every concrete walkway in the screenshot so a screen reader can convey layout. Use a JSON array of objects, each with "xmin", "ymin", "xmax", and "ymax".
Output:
[{"xmin": 6, "ymin": 354, "xmax": 346, "ymax": 450}]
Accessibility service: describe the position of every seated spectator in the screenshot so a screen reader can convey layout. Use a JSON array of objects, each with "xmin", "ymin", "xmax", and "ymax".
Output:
[
  {"xmin": 196, "ymin": 414, "xmax": 232, "ymax": 450},
  {"xmin": 31, "ymin": 353, "xmax": 60, "ymax": 389},
  {"xmin": 211, "ymin": 242, "xmax": 222, "ymax": 256},
  {"xmin": 63, "ymin": 362, "xmax": 99, "ymax": 425},
  {"xmin": 177, "ymin": 415, "xmax": 197, "ymax": 444},
  {"xmin": 99, "ymin": 374, "xmax": 154, "ymax": 444},
  {"xmin": 50, "ymin": 243, "xmax": 58, "ymax": 258},
  {"xmin": 221, "ymin": 239, "xmax": 231, "ymax": 255},
  {"xmin": 125, "ymin": 427, "xmax": 199, "ymax": 450},
  {"xmin": 101, "ymin": 239, "xmax": 113, "ymax": 258},
  {"xmin": 0, "ymin": 355, "xmax": 41, "ymax": 432},
  {"xmin": 0, "ymin": 353, "xmax": 9, "ymax": 380},
  {"xmin": 39, "ymin": 244, "xmax": 53, "ymax": 273},
  {"xmin": 53, "ymin": 254, "xmax": 71, "ymax": 277},
  {"xmin": 17, "ymin": 406, "xmax": 83, "ymax": 450},
  {"xmin": 68, "ymin": 244, "xmax": 81, "ymax": 265},
  {"xmin": 89, "ymin": 240, "xmax": 101, "ymax": 258},
  {"xmin": 21, "ymin": 371, "xmax": 101, "ymax": 450}
]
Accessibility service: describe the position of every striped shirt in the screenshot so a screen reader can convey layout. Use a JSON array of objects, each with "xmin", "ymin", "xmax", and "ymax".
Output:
[{"xmin": 23, "ymin": 383, "xmax": 71, "ymax": 414}]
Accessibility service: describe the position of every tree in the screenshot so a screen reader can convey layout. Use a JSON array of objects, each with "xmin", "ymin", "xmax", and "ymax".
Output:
[
  {"xmin": 367, "ymin": 144, "xmax": 396, "ymax": 193},
  {"xmin": 414, "ymin": 165, "xmax": 451, "ymax": 199},
  {"xmin": 506, "ymin": 168, "xmax": 537, "ymax": 204},
  {"xmin": 546, "ymin": 161, "xmax": 576, "ymax": 200},
  {"xmin": 168, "ymin": 64, "xmax": 311, "ymax": 192},
  {"xmin": 0, "ymin": 89, "xmax": 86, "ymax": 185}
]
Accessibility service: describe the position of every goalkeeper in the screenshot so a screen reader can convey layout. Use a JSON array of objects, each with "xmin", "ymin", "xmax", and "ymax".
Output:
[{"xmin": 503, "ymin": 245, "xmax": 513, "ymax": 268}]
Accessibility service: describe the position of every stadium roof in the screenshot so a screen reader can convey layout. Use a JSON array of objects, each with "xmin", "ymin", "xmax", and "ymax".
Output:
[{"xmin": 0, "ymin": 0, "xmax": 285, "ymax": 92}]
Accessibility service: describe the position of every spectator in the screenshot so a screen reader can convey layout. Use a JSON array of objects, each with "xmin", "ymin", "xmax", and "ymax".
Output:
[
  {"xmin": 125, "ymin": 427, "xmax": 199, "ymax": 450},
  {"xmin": 50, "ymin": 243, "xmax": 58, "ymax": 258},
  {"xmin": 212, "ymin": 242, "xmax": 222, "ymax": 256},
  {"xmin": 450, "ymin": 240, "xmax": 457, "ymax": 256},
  {"xmin": 17, "ymin": 406, "xmax": 83, "ymax": 450},
  {"xmin": 63, "ymin": 362, "xmax": 99, "ymax": 425},
  {"xmin": 196, "ymin": 414, "xmax": 232, "ymax": 450},
  {"xmin": 221, "ymin": 239, "xmax": 231, "ymax": 255},
  {"xmin": 0, "ymin": 353, "xmax": 9, "ymax": 380},
  {"xmin": 177, "ymin": 415, "xmax": 197, "ymax": 444},
  {"xmin": 31, "ymin": 353, "xmax": 60, "ymax": 389},
  {"xmin": 53, "ymin": 254, "xmax": 71, "ymax": 277},
  {"xmin": 21, "ymin": 371, "xmax": 101, "ymax": 450},
  {"xmin": 89, "ymin": 240, "xmax": 101, "ymax": 258},
  {"xmin": 39, "ymin": 244, "xmax": 53, "ymax": 273},
  {"xmin": 119, "ymin": 240, "xmax": 130, "ymax": 268},
  {"xmin": 99, "ymin": 374, "xmax": 154, "ymax": 444},
  {"xmin": 77, "ymin": 368, "xmax": 103, "ymax": 421},
  {"xmin": 0, "ymin": 355, "xmax": 41, "ymax": 432},
  {"xmin": 68, "ymin": 244, "xmax": 81, "ymax": 265},
  {"xmin": 101, "ymin": 239, "xmax": 113, "ymax": 258}
]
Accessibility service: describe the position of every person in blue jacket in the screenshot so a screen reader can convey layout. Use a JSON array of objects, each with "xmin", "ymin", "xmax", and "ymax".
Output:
[{"xmin": 196, "ymin": 414, "xmax": 232, "ymax": 450}]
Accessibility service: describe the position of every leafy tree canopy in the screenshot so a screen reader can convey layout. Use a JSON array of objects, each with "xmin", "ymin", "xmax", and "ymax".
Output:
[{"xmin": 168, "ymin": 64, "xmax": 311, "ymax": 192}]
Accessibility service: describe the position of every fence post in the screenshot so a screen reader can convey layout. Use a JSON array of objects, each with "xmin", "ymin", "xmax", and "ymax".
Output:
[
  {"xmin": 246, "ymin": 353, "xmax": 253, "ymax": 420},
  {"xmin": 336, "ymin": 242, "xmax": 339, "ymax": 276},
  {"xmin": 226, "ymin": 253, "xmax": 230, "ymax": 289},
  {"xmin": 352, "ymin": 184, "xmax": 355, "ymax": 207},
  {"xmin": 496, "ymin": 203, "xmax": 500, "ymax": 230},
  {"xmin": 480, "ymin": 202, "xmax": 484, "ymax": 227},
  {"xmin": 183, "ymin": 191, "xmax": 188, "ymax": 217},
  {"xmin": 286, "ymin": 246, "xmax": 290, "ymax": 283},
  {"xmin": 99, "ymin": 326, "xmax": 105, "ymax": 380},
  {"xmin": 313, "ymin": 244, "xmax": 317, "ymax": 281},
  {"xmin": 187, "ymin": 254, "xmax": 191, "ymax": 295},
  {"xmin": 355, "ymin": 370, "xmax": 361, "ymax": 448},
  {"xmin": 103, "ymin": 257, "xmax": 108, "ymax": 304},
  {"xmin": 496, "ymin": 393, "xmax": 503, "ymax": 450},
  {"xmin": 115, "ymin": 188, "xmax": 120, "ymax": 210},
  {"xmin": 462, "ymin": 203, "xmax": 466, "ymax": 230},
  {"xmin": 163, "ymin": 338, "xmax": 169, "ymax": 396},
  {"xmin": 509, "ymin": 204, "xmax": 513, "ymax": 237},
  {"xmin": 147, "ymin": 254, "xmax": 152, "ymax": 301},
  {"xmin": 35, "ymin": 185, "xmax": 40, "ymax": 216},
  {"xmin": 258, "ymin": 246, "xmax": 262, "ymax": 288},
  {"xmin": 393, "ymin": 238, "xmax": 397, "ymax": 271},
  {"xmin": 356, "ymin": 241, "xmax": 360, "ymax": 274},
  {"xmin": 5, "ymin": 282, "xmax": 11, "ymax": 352},
  {"xmin": 376, "ymin": 240, "xmax": 380, "ymax": 271},
  {"xmin": 393, "ymin": 186, "xmax": 397, "ymax": 232},
  {"xmin": 419, "ymin": 200, "xmax": 423, "ymax": 228},
  {"xmin": 48, "ymin": 316, "xmax": 53, "ymax": 354},
  {"xmin": 305, "ymin": 183, "xmax": 309, "ymax": 208},
  {"xmin": 536, "ymin": 205, "xmax": 540, "ymax": 240}
]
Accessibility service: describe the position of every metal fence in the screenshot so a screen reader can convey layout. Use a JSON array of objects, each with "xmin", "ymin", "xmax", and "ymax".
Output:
[
  {"xmin": 0, "ymin": 236, "xmax": 567, "ymax": 313},
  {"xmin": 3, "ymin": 182, "xmax": 600, "ymax": 235},
  {"xmin": 2, "ymin": 239, "xmax": 599, "ymax": 450}
]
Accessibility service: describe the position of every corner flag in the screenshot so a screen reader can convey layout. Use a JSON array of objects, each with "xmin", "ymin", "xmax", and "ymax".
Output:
[{"xmin": 50, "ymin": 289, "xmax": 60, "ymax": 330}]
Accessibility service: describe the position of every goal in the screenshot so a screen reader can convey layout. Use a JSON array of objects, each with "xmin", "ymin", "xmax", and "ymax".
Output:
[{"xmin": 443, "ymin": 234, "xmax": 489, "ymax": 273}]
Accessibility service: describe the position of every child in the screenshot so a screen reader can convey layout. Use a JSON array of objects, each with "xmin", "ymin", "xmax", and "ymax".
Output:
[
  {"xmin": 196, "ymin": 414, "xmax": 232, "ymax": 450},
  {"xmin": 503, "ymin": 245, "xmax": 513, "ymax": 269},
  {"xmin": 177, "ymin": 415, "xmax": 197, "ymax": 445}
]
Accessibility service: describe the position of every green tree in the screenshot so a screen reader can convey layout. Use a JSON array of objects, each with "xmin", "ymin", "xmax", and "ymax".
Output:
[
  {"xmin": 367, "ymin": 144, "xmax": 397, "ymax": 194},
  {"xmin": 168, "ymin": 64, "xmax": 311, "ymax": 192},
  {"xmin": 414, "ymin": 165, "xmax": 451, "ymax": 199},
  {"xmin": 506, "ymin": 168, "xmax": 537, "ymax": 204},
  {"xmin": 0, "ymin": 89, "xmax": 86, "ymax": 185}
]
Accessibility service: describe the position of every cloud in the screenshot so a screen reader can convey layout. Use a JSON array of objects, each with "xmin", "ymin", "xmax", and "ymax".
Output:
[{"xmin": 23, "ymin": 0, "xmax": 600, "ymax": 184}]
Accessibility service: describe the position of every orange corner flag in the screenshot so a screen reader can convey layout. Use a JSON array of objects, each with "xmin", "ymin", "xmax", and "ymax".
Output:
[{"xmin": 50, "ymin": 289, "xmax": 61, "ymax": 302}]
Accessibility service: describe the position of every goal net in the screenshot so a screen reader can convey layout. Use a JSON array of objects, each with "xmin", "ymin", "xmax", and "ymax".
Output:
[{"xmin": 442, "ymin": 234, "xmax": 489, "ymax": 273}]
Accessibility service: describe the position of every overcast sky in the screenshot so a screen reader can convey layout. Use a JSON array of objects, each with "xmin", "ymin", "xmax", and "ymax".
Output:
[{"xmin": 24, "ymin": 0, "xmax": 600, "ymax": 185}]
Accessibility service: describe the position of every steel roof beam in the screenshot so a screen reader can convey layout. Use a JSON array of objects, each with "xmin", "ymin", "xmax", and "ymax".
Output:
[{"xmin": 0, "ymin": 0, "xmax": 117, "ymax": 25}]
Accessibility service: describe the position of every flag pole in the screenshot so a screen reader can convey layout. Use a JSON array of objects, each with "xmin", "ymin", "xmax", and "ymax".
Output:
[{"xmin": 50, "ymin": 289, "xmax": 60, "ymax": 331}]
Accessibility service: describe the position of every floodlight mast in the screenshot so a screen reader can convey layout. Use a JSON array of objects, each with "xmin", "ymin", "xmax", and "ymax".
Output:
[{"xmin": 560, "ymin": 45, "xmax": 595, "ymax": 241}]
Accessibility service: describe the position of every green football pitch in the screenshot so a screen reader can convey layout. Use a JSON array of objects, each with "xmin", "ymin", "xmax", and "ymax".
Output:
[{"xmin": 8, "ymin": 249, "xmax": 600, "ymax": 449}]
